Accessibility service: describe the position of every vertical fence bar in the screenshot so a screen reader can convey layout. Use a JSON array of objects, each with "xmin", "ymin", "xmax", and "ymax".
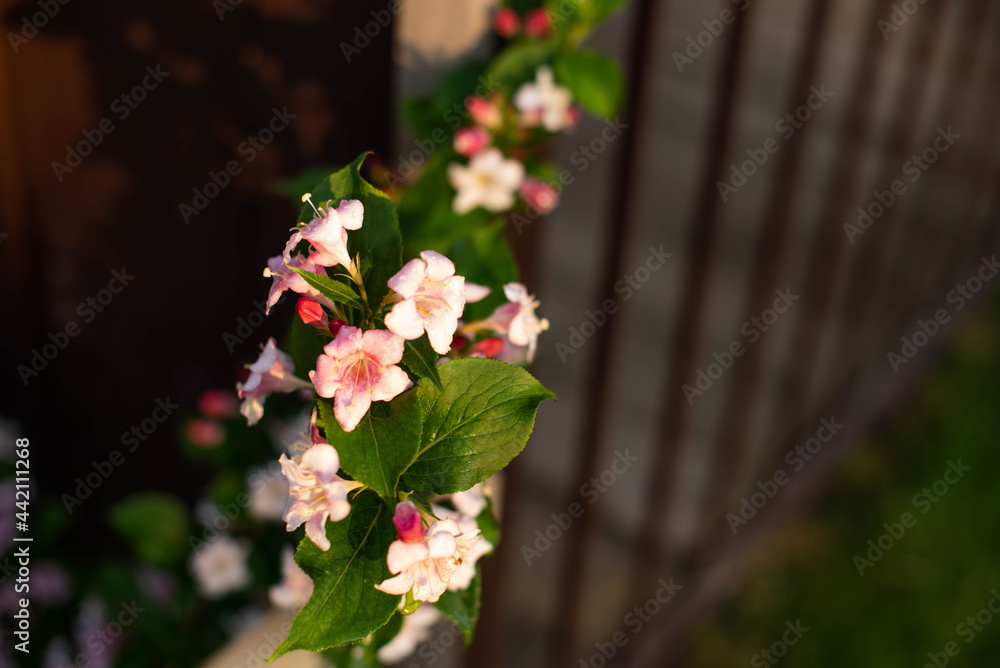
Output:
[
  {"xmin": 627, "ymin": 2, "xmax": 755, "ymax": 599},
  {"xmin": 700, "ymin": 0, "xmax": 832, "ymax": 539},
  {"xmin": 547, "ymin": 1, "xmax": 661, "ymax": 666}
]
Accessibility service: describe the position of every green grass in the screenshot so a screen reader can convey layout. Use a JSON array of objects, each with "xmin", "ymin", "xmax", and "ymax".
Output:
[{"xmin": 684, "ymin": 297, "xmax": 1000, "ymax": 667}]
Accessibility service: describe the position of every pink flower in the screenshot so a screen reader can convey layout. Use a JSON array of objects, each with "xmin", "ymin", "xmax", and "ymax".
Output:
[
  {"xmin": 283, "ymin": 198, "xmax": 364, "ymax": 270},
  {"xmin": 296, "ymin": 298, "xmax": 329, "ymax": 331},
  {"xmin": 237, "ymin": 338, "xmax": 313, "ymax": 426},
  {"xmin": 479, "ymin": 283, "xmax": 549, "ymax": 362},
  {"xmin": 519, "ymin": 177, "xmax": 560, "ymax": 213},
  {"xmin": 198, "ymin": 389, "xmax": 238, "ymax": 419},
  {"xmin": 185, "ymin": 419, "xmax": 225, "ymax": 448},
  {"xmin": 523, "ymin": 8, "xmax": 551, "ymax": 37},
  {"xmin": 385, "ymin": 251, "xmax": 467, "ymax": 355},
  {"xmin": 309, "ymin": 327, "xmax": 411, "ymax": 433},
  {"xmin": 269, "ymin": 546, "xmax": 314, "ymax": 610},
  {"xmin": 494, "ymin": 7, "xmax": 520, "ymax": 37},
  {"xmin": 465, "ymin": 282, "xmax": 492, "ymax": 303},
  {"xmin": 430, "ymin": 504, "xmax": 493, "ymax": 591},
  {"xmin": 264, "ymin": 254, "xmax": 337, "ymax": 315},
  {"xmin": 448, "ymin": 148, "xmax": 525, "ymax": 214},
  {"xmin": 466, "ymin": 96, "xmax": 503, "ymax": 130},
  {"xmin": 454, "ymin": 127, "xmax": 492, "ymax": 157},
  {"xmin": 279, "ymin": 442, "xmax": 356, "ymax": 551},
  {"xmin": 374, "ymin": 503, "xmax": 486, "ymax": 603}
]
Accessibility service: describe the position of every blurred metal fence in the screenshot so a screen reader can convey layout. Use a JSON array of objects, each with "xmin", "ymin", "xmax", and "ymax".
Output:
[{"xmin": 427, "ymin": 0, "xmax": 1000, "ymax": 666}]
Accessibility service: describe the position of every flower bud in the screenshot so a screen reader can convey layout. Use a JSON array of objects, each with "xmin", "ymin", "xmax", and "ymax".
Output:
[
  {"xmin": 471, "ymin": 337, "xmax": 505, "ymax": 358},
  {"xmin": 494, "ymin": 7, "xmax": 520, "ymax": 37},
  {"xmin": 524, "ymin": 8, "xmax": 551, "ymax": 37},
  {"xmin": 186, "ymin": 419, "xmax": 225, "ymax": 448},
  {"xmin": 466, "ymin": 96, "xmax": 502, "ymax": 130},
  {"xmin": 393, "ymin": 501, "xmax": 426, "ymax": 543},
  {"xmin": 519, "ymin": 177, "xmax": 560, "ymax": 213},
  {"xmin": 454, "ymin": 127, "xmax": 492, "ymax": 157},
  {"xmin": 198, "ymin": 389, "xmax": 238, "ymax": 419},
  {"xmin": 296, "ymin": 298, "xmax": 330, "ymax": 331}
]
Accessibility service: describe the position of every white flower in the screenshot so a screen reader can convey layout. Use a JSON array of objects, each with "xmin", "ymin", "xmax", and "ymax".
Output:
[
  {"xmin": 190, "ymin": 535, "xmax": 251, "ymax": 599},
  {"xmin": 247, "ymin": 465, "xmax": 289, "ymax": 522},
  {"xmin": 431, "ymin": 505, "xmax": 493, "ymax": 591},
  {"xmin": 237, "ymin": 338, "xmax": 312, "ymax": 426},
  {"xmin": 449, "ymin": 483, "xmax": 487, "ymax": 518},
  {"xmin": 280, "ymin": 442, "xmax": 358, "ymax": 550},
  {"xmin": 376, "ymin": 605, "xmax": 441, "ymax": 664},
  {"xmin": 375, "ymin": 502, "xmax": 488, "ymax": 603},
  {"xmin": 476, "ymin": 283, "xmax": 549, "ymax": 362},
  {"xmin": 514, "ymin": 65, "xmax": 575, "ymax": 132},
  {"xmin": 385, "ymin": 250, "xmax": 467, "ymax": 355},
  {"xmin": 447, "ymin": 148, "xmax": 525, "ymax": 214},
  {"xmin": 269, "ymin": 546, "xmax": 314, "ymax": 610}
]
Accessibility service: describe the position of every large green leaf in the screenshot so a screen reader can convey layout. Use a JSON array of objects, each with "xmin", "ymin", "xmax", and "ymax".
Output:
[
  {"xmin": 288, "ymin": 266, "xmax": 364, "ymax": 310},
  {"xmin": 318, "ymin": 388, "xmax": 425, "ymax": 506},
  {"xmin": 272, "ymin": 491, "xmax": 399, "ymax": 658},
  {"xmin": 434, "ymin": 567, "xmax": 482, "ymax": 645},
  {"xmin": 400, "ymin": 359, "xmax": 555, "ymax": 495},
  {"xmin": 109, "ymin": 492, "xmax": 190, "ymax": 568},
  {"xmin": 554, "ymin": 49, "xmax": 625, "ymax": 118},
  {"xmin": 401, "ymin": 335, "xmax": 444, "ymax": 391},
  {"xmin": 299, "ymin": 154, "xmax": 403, "ymax": 310}
]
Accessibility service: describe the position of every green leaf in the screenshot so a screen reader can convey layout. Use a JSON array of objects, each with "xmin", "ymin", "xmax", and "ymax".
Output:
[
  {"xmin": 289, "ymin": 314, "xmax": 327, "ymax": 382},
  {"xmin": 400, "ymin": 359, "xmax": 555, "ymax": 495},
  {"xmin": 299, "ymin": 154, "xmax": 403, "ymax": 310},
  {"xmin": 274, "ymin": 165, "xmax": 340, "ymax": 202},
  {"xmin": 402, "ymin": 336, "xmax": 444, "ymax": 391},
  {"xmin": 288, "ymin": 265, "xmax": 364, "ymax": 310},
  {"xmin": 434, "ymin": 567, "xmax": 482, "ymax": 645},
  {"xmin": 108, "ymin": 492, "xmax": 190, "ymax": 568},
  {"xmin": 447, "ymin": 220, "xmax": 519, "ymax": 322},
  {"xmin": 554, "ymin": 49, "xmax": 625, "ymax": 118},
  {"xmin": 318, "ymin": 389, "xmax": 425, "ymax": 506},
  {"xmin": 488, "ymin": 39, "xmax": 556, "ymax": 87},
  {"xmin": 273, "ymin": 491, "xmax": 400, "ymax": 659}
]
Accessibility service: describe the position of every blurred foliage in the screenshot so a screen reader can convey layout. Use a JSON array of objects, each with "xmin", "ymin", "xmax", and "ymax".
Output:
[{"xmin": 684, "ymin": 297, "xmax": 1000, "ymax": 666}]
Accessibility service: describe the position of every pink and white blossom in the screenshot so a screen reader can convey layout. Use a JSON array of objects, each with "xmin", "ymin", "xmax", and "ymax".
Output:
[
  {"xmin": 309, "ymin": 327, "xmax": 411, "ymax": 432},
  {"xmin": 269, "ymin": 546, "xmax": 314, "ymax": 610},
  {"xmin": 514, "ymin": 66, "xmax": 576, "ymax": 132},
  {"xmin": 447, "ymin": 148, "xmax": 525, "ymax": 214},
  {"xmin": 431, "ymin": 504, "xmax": 493, "ymax": 591},
  {"xmin": 454, "ymin": 127, "xmax": 492, "ymax": 157},
  {"xmin": 478, "ymin": 283, "xmax": 549, "ymax": 362},
  {"xmin": 237, "ymin": 338, "xmax": 313, "ymax": 426},
  {"xmin": 263, "ymin": 254, "xmax": 337, "ymax": 315},
  {"xmin": 283, "ymin": 198, "xmax": 364, "ymax": 270},
  {"xmin": 189, "ymin": 535, "xmax": 251, "ymax": 599},
  {"xmin": 385, "ymin": 251, "xmax": 467, "ymax": 355},
  {"xmin": 449, "ymin": 483, "xmax": 487, "ymax": 518},
  {"xmin": 279, "ymin": 442, "xmax": 358, "ymax": 551},
  {"xmin": 375, "ymin": 502, "xmax": 487, "ymax": 602}
]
